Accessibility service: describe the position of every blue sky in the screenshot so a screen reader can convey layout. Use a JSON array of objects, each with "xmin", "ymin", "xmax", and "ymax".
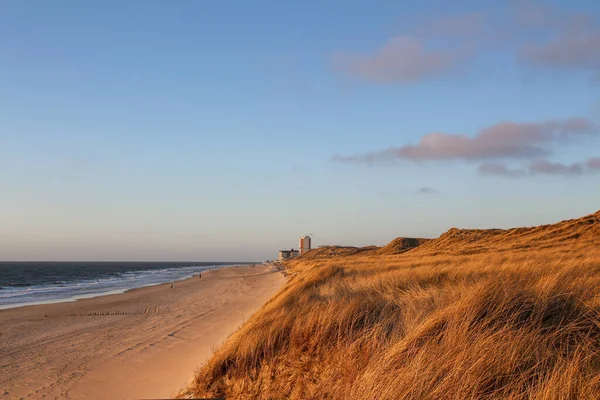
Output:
[{"xmin": 1, "ymin": 1, "xmax": 599, "ymax": 261}]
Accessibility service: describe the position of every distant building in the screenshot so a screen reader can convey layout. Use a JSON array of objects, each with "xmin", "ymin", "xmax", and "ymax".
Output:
[
  {"xmin": 278, "ymin": 249, "xmax": 299, "ymax": 261},
  {"xmin": 299, "ymin": 236, "xmax": 311, "ymax": 254},
  {"xmin": 278, "ymin": 236, "xmax": 312, "ymax": 261}
]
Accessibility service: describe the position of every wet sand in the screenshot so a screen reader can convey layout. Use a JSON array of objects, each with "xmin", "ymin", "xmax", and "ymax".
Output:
[{"xmin": 0, "ymin": 264, "xmax": 284, "ymax": 399}]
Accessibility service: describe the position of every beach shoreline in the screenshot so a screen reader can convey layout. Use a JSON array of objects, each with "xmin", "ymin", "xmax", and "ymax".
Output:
[
  {"xmin": 0, "ymin": 263, "xmax": 285, "ymax": 399},
  {"xmin": 0, "ymin": 263, "xmax": 248, "ymax": 311}
]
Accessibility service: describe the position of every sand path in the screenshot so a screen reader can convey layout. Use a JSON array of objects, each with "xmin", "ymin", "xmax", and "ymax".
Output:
[{"xmin": 0, "ymin": 264, "xmax": 284, "ymax": 399}]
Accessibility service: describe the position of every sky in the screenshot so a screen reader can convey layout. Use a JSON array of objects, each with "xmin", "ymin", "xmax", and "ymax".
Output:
[{"xmin": 1, "ymin": 0, "xmax": 599, "ymax": 261}]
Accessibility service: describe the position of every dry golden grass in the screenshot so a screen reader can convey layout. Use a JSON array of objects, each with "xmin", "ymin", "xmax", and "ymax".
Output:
[{"xmin": 179, "ymin": 210, "xmax": 600, "ymax": 399}]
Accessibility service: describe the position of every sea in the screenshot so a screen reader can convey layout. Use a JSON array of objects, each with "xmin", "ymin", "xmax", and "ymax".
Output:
[{"xmin": 0, "ymin": 261, "xmax": 249, "ymax": 310}]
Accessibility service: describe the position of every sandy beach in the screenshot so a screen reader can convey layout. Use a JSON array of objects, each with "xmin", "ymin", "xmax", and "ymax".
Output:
[{"xmin": 0, "ymin": 263, "xmax": 284, "ymax": 399}]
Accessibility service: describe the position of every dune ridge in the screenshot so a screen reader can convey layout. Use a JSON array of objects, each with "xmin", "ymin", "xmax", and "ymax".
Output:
[{"xmin": 179, "ymin": 210, "xmax": 600, "ymax": 399}]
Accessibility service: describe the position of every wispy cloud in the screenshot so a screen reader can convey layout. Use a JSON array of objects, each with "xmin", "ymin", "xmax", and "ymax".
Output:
[
  {"xmin": 330, "ymin": 2, "xmax": 600, "ymax": 180},
  {"xmin": 332, "ymin": 152, "xmax": 387, "ymax": 165},
  {"xmin": 478, "ymin": 162, "xmax": 527, "ymax": 178},
  {"xmin": 333, "ymin": 114, "xmax": 599, "ymax": 179},
  {"xmin": 417, "ymin": 12, "xmax": 488, "ymax": 38},
  {"xmin": 333, "ymin": 36, "xmax": 459, "ymax": 84},
  {"xmin": 587, "ymin": 157, "xmax": 600, "ymax": 169},
  {"xmin": 332, "ymin": 11, "xmax": 492, "ymax": 84},
  {"xmin": 514, "ymin": 1, "xmax": 600, "ymax": 72},
  {"xmin": 333, "ymin": 2, "xmax": 600, "ymax": 84},
  {"xmin": 519, "ymin": 29, "xmax": 600, "ymax": 71},
  {"xmin": 513, "ymin": 0, "xmax": 572, "ymax": 29},
  {"xmin": 528, "ymin": 159, "xmax": 583, "ymax": 175},
  {"xmin": 478, "ymin": 158, "xmax": 600, "ymax": 178},
  {"xmin": 417, "ymin": 187, "xmax": 438, "ymax": 194},
  {"xmin": 332, "ymin": 117, "xmax": 597, "ymax": 163}
]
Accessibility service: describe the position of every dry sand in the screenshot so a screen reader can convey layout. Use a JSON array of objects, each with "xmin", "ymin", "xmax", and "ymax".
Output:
[{"xmin": 0, "ymin": 264, "xmax": 284, "ymax": 399}]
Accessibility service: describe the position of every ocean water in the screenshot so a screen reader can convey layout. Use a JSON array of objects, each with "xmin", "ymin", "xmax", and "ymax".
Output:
[{"xmin": 0, "ymin": 261, "xmax": 247, "ymax": 309}]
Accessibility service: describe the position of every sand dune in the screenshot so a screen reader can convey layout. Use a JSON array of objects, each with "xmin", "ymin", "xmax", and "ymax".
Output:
[
  {"xmin": 180, "ymin": 210, "xmax": 600, "ymax": 399},
  {"xmin": 0, "ymin": 264, "xmax": 284, "ymax": 399}
]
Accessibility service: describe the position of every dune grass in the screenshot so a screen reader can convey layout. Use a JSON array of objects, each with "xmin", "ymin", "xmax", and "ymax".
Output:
[{"xmin": 179, "ymin": 211, "xmax": 600, "ymax": 399}]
